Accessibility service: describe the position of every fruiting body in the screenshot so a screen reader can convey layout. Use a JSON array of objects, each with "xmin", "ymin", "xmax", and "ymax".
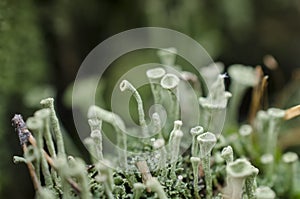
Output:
[
  {"xmin": 197, "ymin": 132, "xmax": 217, "ymax": 199},
  {"xmin": 225, "ymin": 159, "xmax": 253, "ymax": 199}
]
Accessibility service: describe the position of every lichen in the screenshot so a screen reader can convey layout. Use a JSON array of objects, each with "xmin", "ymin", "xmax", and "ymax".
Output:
[{"xmin": 11, "ymin": 49, "xmax": 300, "ymax": 199}]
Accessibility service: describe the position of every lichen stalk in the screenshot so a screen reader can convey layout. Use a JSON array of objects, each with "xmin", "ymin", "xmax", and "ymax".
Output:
[
  {"xmin": 265, "ymin": 108, "xmax": 285, "ymax": 156},
  {"xmin": 26, "ymin": 117, "xmax": 43, "ymax": 180},
  {"xmin": 146, "ymin": 67, "xmax": 166, "ymax": 105},
  {"xmin": 54, "ymin": 157, "xmax": 75, "ymax": 199},
  {"xmin": 245, "ymin": 166, "xmax": 259, "ymax": 199},
  {"xmin": 97, "ymin": 160, "xmax": 114, "ymax": 191},
  {"xmin": 68, "ymin": 157, "xmax": 92, "ymax": 199},
  {"xmin": 34, "ymin": 109, "xmax": 56, "ymax": 158},
  {"xmin": 191, "ymin": 157, "xmax": 201, "ymax": 199},
  {"xmin": 25, "ymin": 117, "xmax": 55, "ymax": 189},
  {"xmin": 255, "ymin": 186, "xmax": 276, "ymax": 199},
  {"xmin": 152, "ymin": 112, "xmax": 163, "ymax": 139},
  {"xmin": 120, "ymin": 80, "xmax": 148, "ymax": 136},
  {"xmin": 133, "ymin": 183, "xmax": 146, "ymax": 199},
  {"xmin": 282, "ymin": 152, "xmax": 298, "ymax": 195},
  {"xmin": 199, "ymin": 74, "xmax": 231, "ymax": 132},
  {"xmin": 157, "ymin": 47, "xmax": 177, "ymax": 66},
  {"xmin": 190, "ymin": 126, "xmax": 204, "ymax": 157},
  {"xmin": 153, "ymin": 138, "xmax": 167, "ymax": 171},
  {"xmin": 260, "ymin": 153, "xmax": 274, "ymax": 186},
  {"xmin": 202, "ymin": 154, "xmax": 212, "ymax": 198},
  {"xmin": 227, "ymin": 65, "xmax": 258, "ymax": 127},
  {"xmin": 88, "ymin": 105, "xmax": 127, "ymax": 168},
  {"xmin": 88, "ymin": 117, "xmax": 103, "ymax": 161},
  {"xmin": 225, "ymin": 159, "xmax": 253, "ymax": 199},
  {"xmin": 13, "ymin": 156, "xmax": 27, "ymax": 164},
  {"xmin": 239, "ymin": 124, "xmax": 255, "ymax": 158},
  {"xmin": 40, "ymin": 98, "xmax": 65, "ymax": 157},
  {"xmin": 197, "ymin": 132, "xmax": 217, "ymax": 199},
  {"xmin": 24, "ymin": 145, "xmax": 44, "ymax": 190},
  {"xmin": 161, "ymin": 73, "xmax": 180, "ymax": 121},
  {"xmin": 168, "ymin": 121, "xmax": 183, "ymax": 178},
  {"xmin": 221, "ymin": 146, "xmax": 234, "ymax": 165},
  {"xmin": 84, "ymin": 137, "xmax": 97, "ymax": 164},
  {"xmin": 146, "ymin": 178, "xmax": 168, "ymax": 199},
  {"xmin": 36, "ymin": 188, "xmax": 55, "ymax": 199}
]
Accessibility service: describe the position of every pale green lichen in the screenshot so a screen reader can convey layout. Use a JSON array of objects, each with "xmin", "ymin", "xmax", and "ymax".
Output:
[
  {"xmin": 227, "ymin": 64, "xmax": 258, "ymax": 127},
  {"xmin": 120, "ymin": 80, "xmax": 148, "ymax": 136},
  {"xmin": 265, "ymin": 108, "xmax": 285, "ymax": 155},
  {"xmin": 168, "ymin": 120, "xmax": 183, "ymax": 178},
  {"xmin": 146, "ymin": 178, "xmax": 168, "ymax": 199},
  {"xmin": 199, "ymin": 74, "xmax": 231, "ymax": 132},
  {"xmin": 34, "ymin": 108, "xmax": 56, "ymax": 158},
  {"xmin": 133, "ymin": 182, "xmax": 146, "ymax": 199},
  {"xmin": 190, "ymin": 157, "xmax": 201, "ymax": 199},
  {"xmin": 225, "ymin": 159, "xmax": 253, "ymax": 199},
  {"xmin": 146, "ymin": 67, "xmax": 166, "ymax": 105},
  {"xmin": 221, "ymin": 145, "xmax": 234, "ymax": 164},
  {"xmin": 87, "ymin": 105, "xmax": 127, "ymax": 168},
  {"xmin": 197, "ymin": 132, "xmax": 216, "ymax": 199},
  {"xmin": 282, "ymin": 152, "xmax": 298, "ymax": 194},
  {"xmin": 245, "ymin": 165, "xmax": 259, "ymax": 199},
  {"xmin": 190, "ymin": 126, "xmax": 204, "ymax": 157},
  {"xmin": 40, "ymin": 98, "xmax": 66, "ymax": 157},
  {"xmin": 153, "ymin": 138, "xmax": 167, "ymax": 171},
  {"xmin": 10, "ymin": 48, "xmax": 300, "ymax": 199},
  {"xmin": 157, "ymin": 47, "xmax": 177, "ymax": 66},
  {"xmin": 161, "ymin": 73, "xmax": 180, "ymax": 121},
  {"xmin": 255, "ymin": 186, "xmax": 276, "ymax": 199},
  {"xmin": 260, "ymin": 153, "xmax": 274, "ymax": 186}
]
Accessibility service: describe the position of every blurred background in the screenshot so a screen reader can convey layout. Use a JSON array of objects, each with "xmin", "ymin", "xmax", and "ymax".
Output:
[{"xmin": 1, "ymin": 0, "xmax": 300, "ymax": 198}]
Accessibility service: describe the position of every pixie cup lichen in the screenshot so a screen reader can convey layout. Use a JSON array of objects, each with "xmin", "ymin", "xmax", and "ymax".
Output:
[
  {"xmin": 40, "ymin": 98, "xmax": 65, "ymax": 157},
  {"xmin": 161, "ymin": 73, "xmax": 180, "ymax": 121},
  {"xmin": 190, "ymin": 126, "xmax": 204, "ymax": 157},
  {"xmin": 146, "ymin": 67, "xmax": 166, "ymax": 105},
  {"xmin": 120, "ymin": 80, "xmax": 148, "ymax": 136},
  {"xmin": 255, "ymin": 186, "xmax": 276, "ymax": 199},
  {"xmin": 157, "ymin": 47, "xmax": 177, "ymax": 66},
  {"xmin": 221, "ymin": 145, "xmax": 234, "ymax": 164},
  {"xmin": 153, "ymin": 138, "xmax": 167, "ymax": 171},
  {"xmin": 190, "ymin": 157, "xmax": 201, "ymax": 199},
  {"xmin": 227, "ymin": 64, "xmax": 258, "ymax": 127},
  {"xmin": 10, "ymin": 49, "xmax": 300, "ymax": 199},
  {"xmin": 225, "ymin": 159, "xmax": 253, "ymax": 199},
  {"xmin": 168, "ymin": 120, "xmax": 183, "ymax": 178},
  {"xmin": 199, "ymin": 74, "xmax": 231, "ymax": 132},
  {"xmin": 282, "ymin": 152, "xmax": 298, "ymax": 194},
  {"xmin": 197, "ymin": 132, "xmax": 217, "ymax": 199}
]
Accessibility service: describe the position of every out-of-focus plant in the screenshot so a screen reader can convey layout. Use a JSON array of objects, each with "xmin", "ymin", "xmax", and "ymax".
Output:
[
  {"xmin": 0, "ymin": 0, "xmax": 49, "ymax": 195},
  {"xmin": 144, "ymin": 0, "xmax": 255, "ymax": 58}
]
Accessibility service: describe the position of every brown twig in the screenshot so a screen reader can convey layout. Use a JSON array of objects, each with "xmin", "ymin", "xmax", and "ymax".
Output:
[
  {"xmin": 28, "ymin": 134, "xmax": 81, "ymax": 194},
  {"xmin": 136, "ymin": 161, "xmax": 152, "ymax": 192},
  {"xmin": 28, "ymin": 135, "xmax": 55, "ymax": 166},
  {"xmin": 22, "ymin": 144, "xmax": 41, "ymax": 191},
  {"xmin": 284, "ymin": 105, "xmax": 300, "ymax": 120},
  {"xmin": 12, "ymin": 114, "xmax": 41, "ymax": 190},
  {"xmin": 12, "ymin": 114, "xmax": 81, "ymax": 194},
  {"xmin": 248, "ymin": 66, "xmax": 269, "ymax": 124}
]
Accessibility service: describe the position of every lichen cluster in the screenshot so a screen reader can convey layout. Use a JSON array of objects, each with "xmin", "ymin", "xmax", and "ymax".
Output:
[{"xmin": 12, "ymin": 49, "xmax": 300, "ymax": 199}]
